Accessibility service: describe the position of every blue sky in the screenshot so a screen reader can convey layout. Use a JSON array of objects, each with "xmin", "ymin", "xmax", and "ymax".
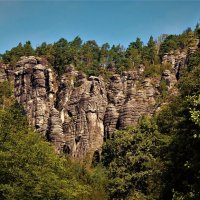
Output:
[{"xmin": 0, "ymin": 1, "xmax": 199, "ymax": 53}]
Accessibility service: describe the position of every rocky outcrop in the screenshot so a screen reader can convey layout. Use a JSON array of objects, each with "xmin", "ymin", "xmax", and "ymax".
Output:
[
  {"xmin": 0, "ymin": 63, "xmax": 14, "ymax": 82},
  {"xmin": 13, "ymin": 57, "xmax": 158, "ymax": 159},
  {"xmin": 162, "ymin": 46, "xmax": 198, "ymax": 80},
  {"xmin": 0, "ymin": 64, "xmax": 7, "ymax": 82},
  {"xmin": 162, "ymin": 50, "xmax": 187, "ymax": 68},
  {"xmin": 14, "ymin": 56, "xmax": 57, "ymax": 134},
  {"xmin": 161, "ymin": 69, "xmax": 177, "ymax": 90},
  {"xmin": 14, "ymin": 58, "xmax": 108, "ymax": 158},
  {"xmin": 162, "ymin": 50, "xmax": 187, "ymax": 79},
  {"xmin": 47, "ymin": 107, "xmax": 64, "ymax": 153},
  {"xmin": 104, "ymin": 72, "xmax": 156, "ymax": 138},
  {"xmin": 55, "ymin": 69, "xmax": 108, "ymax": 158},
  {"xmin": 161, "ymin": 46, "xmax": 198, "ymax": 90}
]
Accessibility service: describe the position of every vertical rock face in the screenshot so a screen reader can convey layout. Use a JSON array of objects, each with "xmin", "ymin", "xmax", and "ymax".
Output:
[
  {"xmin": 55, "ymin": 69, "xmax": 108, "ymax": 158},
  {"xmin": 104, "ymin": 71, "xmax": 156, "ymax": 138},
  {"xmin": 0, "ymin": 64, "xmax": 7, "ymax": 83},
  {"xmin": 14, "ymin": 56, "xmax": 57, "ymax": 134},
  {"xmin": 14, "ymin": 58, "xmax": 108, "ymax": 158},
  {"xmin": 13, "ymin": 57, "xmax": 158, "ymax": 159},
  {"xmin": 162, "ymin": 50, "xmax": 187, "ymax": 70},
  {"xmin": 162, "ymin": 50, "xmax": 187, "ymax": 81},
  {"xmin": 161, "ymin": 48, "xmax": 198, "ymax": 90},
  {"xmin": 47, "ymin": 107, "xmax": 64, "ymax": 153},
  {"xmin": 161, "ymin": 70, "xmax": 177, "ymax": 90},
  {"xmin": 0, "ymin": 63, "xmax": 14, "ymax": 82},
  {"xmin": 1, "ymin": 39, "xmax": 197, "ymax": 160},
  {"xmin": 161, "ymin": 48, "xmax": 199, "ymax": 80}
]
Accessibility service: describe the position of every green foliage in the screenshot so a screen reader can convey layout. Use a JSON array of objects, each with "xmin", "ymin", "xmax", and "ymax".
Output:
[
  {"xmin": 126, "ymin": 46, "xmax": 141, "ymax": 68},
  {"xmin": 80, "ymin": 40, "xmax": 100, "ymax": 68},
  {"xmin": 156, "ymin": 65, "xmax": 200, "ymax": 200},
  {"xmin": 0, "ymin": 25, "xmax": 200, "ymax": 200},
  {"xmin": 187, "ymin": 95, "xmax": 200, "ymax": 127},
  {"xmin": 178, "ymin": 66, "xmax": 200, "ymax": 96},
  {"xmin": 159, "ymin": 29, "xmax": 197, "ymax": 59},
  {"xmin": 130, "ymin": 37, "xmax": 143, "ymax": 53},
  {"xmin": 99, "ymin": 43, "xmax": 110, "ymax": 68},
  {"xmin": 143, "ymin": 62, "xmax": 171, "ymax": 78},
  {"xmin": 88, "ymin": 166, "xmax": 108, "ymax": 200},
  {"xmin": 102, "ymin": 57, "xmax": 200, "ymax": 200},
  {"xmin": 143, "ymin": 64, "xmax": 161, "ymax": 77},
  {"xmin": 187, "ymin": 50, "xmax": 200, "ymax": 71},
  {"xmin": 53, "ymin": 38, "xmax": 70, "ymax": 76},
  {"xmin": 181, "ymin": 28, "xmax": 196, "ymax": 48},
  {"xmin": 2, "ymin": 42, "xmax": 35, "ymax": 68},
  {"xmin": 0, "ymin": 83, "xmax": 108, "ymax": 200},
  {"xmin": 23, "ymin": 41, "xmax": 35, "ymax": 56},
  {"xmin": 159, "ymin": 79, "xmax": 168, "ymax": 97},
  {"xmin": 126, "ymin": 37, "xmax": 143, "ymax": 68},
  {"xmin": 102, "ymin": 117, "xmax": 169, "ymax": 200},
  {"xmin": 147, "ymin": 36, "xmax": 158, "ymax": 65},
  {"xmin": 1, "ymin": 25, "xmax": 199, "ymax": 80},
  {"xmin": 35, "ymin": 42, "xmax": 56, "ymax": 65},
  {"xmin": 157, "ymin": 100, "xmax": 200, "ymax": 200},
  {"xmin": 108, "ymin": 44, "xmax": 128, "ymax": 73},
  {"xmin": 159, "ymin": 35, "xmax": 179, "ymax": 58},
  {"xmin": 194, "ymin": 23, "xmax": 200, "ymax": 36},
  {"xmin": 0, "ymin": 81, "xmax": 13, "ymax": 107}
]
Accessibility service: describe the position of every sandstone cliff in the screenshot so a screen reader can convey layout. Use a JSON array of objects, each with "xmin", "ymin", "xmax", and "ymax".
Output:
[
  {"xmin": 11, "ymin": 56, "xmax": 159, "ymax": 159},
  {"xmin": 104, "ymin": 72, "xmax": 156, "ymax": 139},
  {"xmin": 4, "ymin": 47, "xmax": 194, "ymax": 159},
  {"xmin": 0, "ymin": 63, "xmax": 14, "ymax": 83}
]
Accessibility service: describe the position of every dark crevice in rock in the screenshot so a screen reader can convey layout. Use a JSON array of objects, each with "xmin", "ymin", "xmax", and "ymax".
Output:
[
  {"xmin": 45, "ymin": 70, "xmax": 50, "ymax": 93},
  {"xmin": 75, "ymin": 135, "xmax": 81, "ymax": 144},
  {"xmin": 63, "ymin": 144, "xmax": 71, "ymax": 155},
  {"xmin": 115, "ymin": 118, "xmax": 121, "ymax": 130},
  {"xmin": 68, "ymin": 110, "xmax": 73, "ymax": 117}
]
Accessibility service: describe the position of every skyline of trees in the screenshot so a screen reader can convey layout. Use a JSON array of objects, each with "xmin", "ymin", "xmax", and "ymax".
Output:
[{"xmin": 1, "ymin": 25, "xmax": 198, "ymax": 77}]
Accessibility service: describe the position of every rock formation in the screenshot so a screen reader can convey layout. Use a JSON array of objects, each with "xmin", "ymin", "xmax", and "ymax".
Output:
[
  {"xmin": 0, "ymin": 63, "xmax": 14, "ymax": 82},
  {"xmin": 0, "ymin": 64, "xmax": 7, "ymax": 83},
  {"xmin": 14, "ymin": 57, "xmax": 107, "ymax": 158},
  {"xmin": 104, "ymin": 72, "xmax": 156, "ymax": 138},
  {"xmin": 12, "ymin": 46, "xmax": 197, "ymax": 159},
  {"xmin": 14, "ymin": 56, "xmax": 57, "ymax": 134},
  {"xmin": 161, "ymin": 47, "xmax": 198, "ymax": 80},
  {"xmin": 162, "ymin": 50, "xmax": 187, "ymax": 68},
  {"xmin": 13, "ymin": 56, "xmax": 159, "ymax": 159},
  {"xmin": 55, "ymin": 68, "xmax": 108, "ymax": 158},
  {"xmin": 161, "ymin": 70, "xmax": 177, "ymax": 90}
]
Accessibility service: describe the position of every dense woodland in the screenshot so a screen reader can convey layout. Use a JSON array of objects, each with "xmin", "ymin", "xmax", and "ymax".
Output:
[{"xmin": 0, "ymin": 24, "xmax": 200, "ymax": 199}]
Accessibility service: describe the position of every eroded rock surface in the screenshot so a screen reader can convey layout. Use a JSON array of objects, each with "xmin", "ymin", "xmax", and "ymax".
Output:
[
  {"xmin": 0, "ymin": 64, "xmax": 7, "ymax": 82},
  {"xmin": 0, "ymin": 63, "xmax": 14, "ymax": 82},
  {"xmin": 162, "ymin": 47, "xmax": 197, "ymax": 80},
  {"xmin": 14, "ymin": 56, "xmax": 57, "ymax": 134},
  {"xmin": 162, "ymin": 50, "xmax": 187, "ymax": 74},
  {"xmin": 161, "ymin": 69, "xmax": 177, "ymax": 90},
  {"xmin": 104, "ymin": 72, "xmax": 156, "ymax": 138},
  {"xmin": 55, "ymin": 68, "xmax": 108, "ymax": 158},
  {"xmin": 13, "ymin": 57, "xmax": 160, "ymax": 159}
]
